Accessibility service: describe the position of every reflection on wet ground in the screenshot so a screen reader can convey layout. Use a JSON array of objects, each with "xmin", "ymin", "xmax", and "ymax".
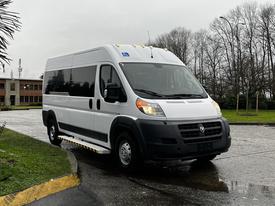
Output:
[
  {"xmin": 128, "ymin": 161, "xmax": 229, "ymax": 193},
  {"xmin": 67, "ymin": 144, "xmax": 275, "ymax": 202},
  {"xmin": 226, "ymin": 181, "xmax": 275, "ymax": 200}
]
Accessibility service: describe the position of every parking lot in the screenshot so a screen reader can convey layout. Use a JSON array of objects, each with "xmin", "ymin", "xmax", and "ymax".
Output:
[{"xmin": 1, "ymin": 109, "xmax": 275, "ymax": 205}]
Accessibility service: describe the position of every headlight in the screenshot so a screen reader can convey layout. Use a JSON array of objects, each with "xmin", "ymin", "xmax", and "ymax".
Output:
[
  {"xmin": 136, "ymin": 98, "xmax": 165, "ymax": 116},
  {"xmin": 212, "ymin": 101, "xmax": 221, "ymax": 115}
]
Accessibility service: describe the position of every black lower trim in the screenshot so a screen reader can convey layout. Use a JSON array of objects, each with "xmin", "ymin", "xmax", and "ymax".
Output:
[
  {"xmin": 58, "ymin": 122, "xmax": 108, "ymax": 142},
  {"xmin": 135, "ymin": 118, "xmax": 231, "ymax": 161}
]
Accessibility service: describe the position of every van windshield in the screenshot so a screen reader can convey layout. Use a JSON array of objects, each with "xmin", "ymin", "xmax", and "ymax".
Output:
[{"xmin": 120, "ymin": 63, "xmax": 208, "ymax": 99}]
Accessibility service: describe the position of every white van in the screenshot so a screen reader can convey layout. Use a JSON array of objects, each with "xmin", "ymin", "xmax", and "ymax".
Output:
[{"xmin": 42, "ymin": 44, "xmax": 231, "ymax": 169}]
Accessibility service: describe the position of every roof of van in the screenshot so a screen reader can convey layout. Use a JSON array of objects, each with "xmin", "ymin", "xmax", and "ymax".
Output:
[{"xmin": 45, "ymin": 44, "xmax": 184, "ymax": 71}]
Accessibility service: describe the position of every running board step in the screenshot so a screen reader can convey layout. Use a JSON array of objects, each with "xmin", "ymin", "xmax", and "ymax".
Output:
[{"xmin": 59, "ymin": 135, "xmax": 111, "ymax": 154}]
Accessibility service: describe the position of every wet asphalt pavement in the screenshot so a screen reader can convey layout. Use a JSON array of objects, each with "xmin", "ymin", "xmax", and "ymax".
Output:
[{"xmin": 1, "ymin": 110, "xmax": 275, "ymax": 205}]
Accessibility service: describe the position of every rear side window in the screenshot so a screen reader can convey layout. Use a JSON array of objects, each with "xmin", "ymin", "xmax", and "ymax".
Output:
[
  {"xmin": 44, "ymin": 66, "xmax": 96, "ymax": 97},
  {"xmin": 70, "ymin": 67, "xmax": 96, "ymax": 97}
]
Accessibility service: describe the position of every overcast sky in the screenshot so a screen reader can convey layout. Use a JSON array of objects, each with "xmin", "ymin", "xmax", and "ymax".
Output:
[{"xmin": 1, "ymin": 0, "xmax": 273, "ymax": 79}]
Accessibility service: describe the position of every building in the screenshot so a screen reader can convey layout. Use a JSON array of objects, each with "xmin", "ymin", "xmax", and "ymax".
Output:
[{"xmin": 0, "ymin": 78, "xmax": 42, "ymax": 106}]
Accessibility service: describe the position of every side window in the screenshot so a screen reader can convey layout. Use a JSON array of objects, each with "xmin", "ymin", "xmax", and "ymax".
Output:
[
  {"xmin": 44, "ymin": 66, "xmax": 96, "ymax": 97},
  {"xmin": 44, "ymin": 70, "xmax": 58, "ymax": 94},
  {"xmin": 0, "ymin": 83, "xmax": 5, "ymax": 89},
  {"xmin": 70, "ymin": 66, "xmax": 96, "ymax": 97},
  {"xmin": 100, "ymin": 65, "xmax": 112, "ymax": 95},
  {"xmin": 100, "ymin": 65, "xmax": 126, "ymax": 102},
  {"xmin": 10, "ymin": 83, "xmax": 15, "ymax": 91}
]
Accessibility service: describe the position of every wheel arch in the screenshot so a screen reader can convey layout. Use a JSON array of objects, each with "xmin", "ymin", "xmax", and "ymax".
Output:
[
  {"xmin": 109, "ymin": 116, "xmax": 146, "ymax": 159},
  {"xmin": 43, "ymin": 110, "xmax": 57, "ymax": 127}
]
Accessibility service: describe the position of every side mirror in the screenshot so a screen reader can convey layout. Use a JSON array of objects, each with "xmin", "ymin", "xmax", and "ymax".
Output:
[{"xmin": 104, "ymin": 83, "xmax": 122, "ymax": 102}]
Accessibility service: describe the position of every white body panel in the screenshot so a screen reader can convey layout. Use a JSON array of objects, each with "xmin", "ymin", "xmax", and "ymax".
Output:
[
  {"xmin": 43, "ymin": 44, "xmax": 221, "ymax": 151},
  {"xmin": 156, "ymin": 99, "xmax": 219, "ymax": 121}
]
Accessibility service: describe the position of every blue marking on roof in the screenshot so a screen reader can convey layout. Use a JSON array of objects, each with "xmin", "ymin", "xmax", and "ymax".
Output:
[{"xmin": 122, "ymin": 52, "xmax": 130, "ymax": 57}]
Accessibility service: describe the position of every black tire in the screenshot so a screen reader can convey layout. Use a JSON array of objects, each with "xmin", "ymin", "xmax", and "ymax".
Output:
[
  {"xmin": 115, "ymin": 132, "xmax": 141, "ymax": 171},
  {"xmin": 196, "ymin": 154, "xmax": 217, "ymax": 162},
  {"xmin": 47, "ymin": 118, "xmax": 62, "ymax": 146}
]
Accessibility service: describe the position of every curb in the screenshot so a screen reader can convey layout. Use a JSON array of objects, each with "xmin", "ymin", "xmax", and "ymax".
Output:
[
  {"xmin": 229, "ymin": 122, "xmax": 275, "ymax": 126},
  {"xmin": 0, "ymin": 151, "xmax": 80, "ymax": 206},
  {"xmin": 66, "ymin": 150, "xmax": 78, "ymax": 174}
]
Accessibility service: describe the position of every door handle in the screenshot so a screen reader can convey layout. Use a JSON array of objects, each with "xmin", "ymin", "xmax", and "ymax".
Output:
[
  {"xmin": 89, "ymin": 99, "xmax": 93, "ymax": 109},
  {"xmin": 96, "ymin": 99, "xmax": 101, "ymax": 110}
]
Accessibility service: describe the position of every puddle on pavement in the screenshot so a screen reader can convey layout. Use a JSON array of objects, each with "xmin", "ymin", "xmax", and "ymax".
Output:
[
  {"xmin": 68, "ymin": 145, "xmax": 275, "ymax": 199},
  {"xmin": 128, "ymin": 161, "xmax": 275, "ymax": 199},
  {"xmin": 128, "ymin": 161, "xmax": 229, "ymax": 192},
  {"xmin": 225, "ymin": 180, "xmax": 275, "ymax": 199},
  {"xmin": 134, "ymin": 161, "xmax": 275, "ymax": 199}
]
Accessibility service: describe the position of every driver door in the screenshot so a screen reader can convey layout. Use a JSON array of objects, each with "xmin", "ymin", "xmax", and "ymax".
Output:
[{"xmin": 93, "ymin": 64, "xmax": 127, "ymax": 148}]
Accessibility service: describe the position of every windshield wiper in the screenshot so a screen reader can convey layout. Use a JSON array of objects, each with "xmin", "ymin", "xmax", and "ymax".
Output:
[
  {"xmin": 163, "ymin": 94, "xmax": 204, "ymax": 98},
  {"xmin": 134, "ymin": 89, "xmax": 205, "ymax": 99},
  {"xmin": 134, "ymin": 89, "xmax": 165, "ymax": 97}
]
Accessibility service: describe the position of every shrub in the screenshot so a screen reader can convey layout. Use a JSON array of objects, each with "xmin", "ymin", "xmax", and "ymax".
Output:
[{"xmin": 0, "ymin": 106, "xmax": 11, "ymax": 111}]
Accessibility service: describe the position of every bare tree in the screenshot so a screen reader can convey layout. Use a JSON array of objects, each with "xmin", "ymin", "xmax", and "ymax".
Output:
[
  {"xmin": 204, "ymin": 35, "xmax": 222, "ymax": 99},
  {"xmin": 191, "ymin": 30, "xmax": 207, "ymax": 84},
  {"xmin": 150, "ymin": 27, "xmax": 192, "ymax": 65},
  {"xmin": 259, "ymin": 4, "xmax": 275, "ymax": 99},
  {"xmin": 150, "ymin": 2, "xmax": 275, "ymax": 109}
]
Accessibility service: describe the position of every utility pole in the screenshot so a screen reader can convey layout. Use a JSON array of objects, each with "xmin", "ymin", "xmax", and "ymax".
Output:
[
  {"xmin": 246, "ymin": 81, "xmax": 249, "ymax": 113},
  {"xmin": 256, "ymin": 91, "xmax": 259, "ymax": 113},
  {"xmin": 18, "ymin": 58, "xmax": 22, "ymax": 79},
  {"xmin": 236, "ymin": 93, "xmax": 239, "ymax": 114},
  {"xmin": 10, "ymin": 69, "xmax": 14, "ymax": 80}
]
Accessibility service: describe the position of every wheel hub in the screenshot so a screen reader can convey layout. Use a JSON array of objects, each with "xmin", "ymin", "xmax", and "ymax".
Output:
[
  {"xmin": 119, "ymin": 142, "xmax": 131, "ymax": 166},
  {"xmin": 49, "ymin": 125, "xmax": 55, "ymax": 140}
]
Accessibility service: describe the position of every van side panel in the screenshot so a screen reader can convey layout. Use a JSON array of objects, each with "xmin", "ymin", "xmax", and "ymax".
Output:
[
  {"xmin": 72, "ymin": 49, "xmax": 113, "ymax": 68},
  {"xmin": 46, "ymin": 55, "xmax": 73, "ymax": 71}
]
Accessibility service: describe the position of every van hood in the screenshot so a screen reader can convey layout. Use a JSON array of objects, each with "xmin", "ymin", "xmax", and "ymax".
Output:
[{"xmin": 156, "ymin": 98, "xmax": 220, "ymax": 121}]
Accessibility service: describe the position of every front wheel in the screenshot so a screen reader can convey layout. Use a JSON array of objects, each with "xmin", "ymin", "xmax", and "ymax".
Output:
[
  {"xmin": 115, "ymin": 132, "xmax": 141, "ymax": 171},
  {"xmin": 47, "ymin": 119, "xmax": 62, "ymax": 146}
]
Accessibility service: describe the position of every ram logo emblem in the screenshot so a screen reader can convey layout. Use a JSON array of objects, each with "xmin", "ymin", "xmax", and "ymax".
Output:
[{"xmin": 199, "ymin": 124, "xmax": 205, "ymax": 134}]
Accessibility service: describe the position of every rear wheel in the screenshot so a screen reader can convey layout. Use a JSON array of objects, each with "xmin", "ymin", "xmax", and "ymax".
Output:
[
  {"xmin": 196, "ymin": 154, "xmax": 217, "ymax": 162},
  {"xmin": 115, "ymin": 132, "xmax": 141, "ymax": 171},
  {"xmin": 47, "ymin": 118, "xmax": 62, "ymax": 146}
]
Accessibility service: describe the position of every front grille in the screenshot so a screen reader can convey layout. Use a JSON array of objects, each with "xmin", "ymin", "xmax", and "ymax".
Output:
[{"xmin": 178, "ymin": 121, "xmax": 222, "ymax": 144}]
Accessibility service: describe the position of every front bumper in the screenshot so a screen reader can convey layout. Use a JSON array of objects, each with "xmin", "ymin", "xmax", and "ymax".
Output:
[{"xmin": 136, "ymin": 118, "xmax": 231, "ymax": 161}]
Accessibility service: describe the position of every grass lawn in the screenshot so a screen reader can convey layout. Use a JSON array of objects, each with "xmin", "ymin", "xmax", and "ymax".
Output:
[
  {"xmin": 222, "ymin": 110, "xmax": 275, "ymax": 124},
  {"xmin": 10, "ymin": 105, "xmax": 42, "ymax": 110},
  {"xmin": 0, "ymin": 129, "xmax": 71, "ymax": 196}
]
